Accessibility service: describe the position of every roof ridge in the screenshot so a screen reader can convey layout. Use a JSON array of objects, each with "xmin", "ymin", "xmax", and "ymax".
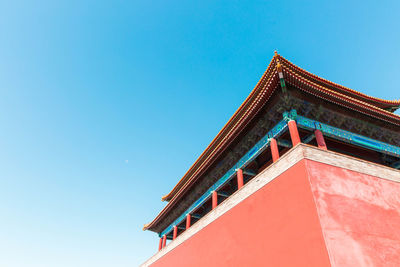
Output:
[
  {"xmin": 160, "ymin": 54, "xmax": 279, "ymax": 202},
  {"xmin": 144, "ymin": 53, "xmax": 400, "ymax": 232},
  {"xmin": 283, "ymin": 66, "xmax": 400, "ymax": 122},
  {"xmin": 279, "ymin": 56, "xmax": 400, "ymax": 108}
]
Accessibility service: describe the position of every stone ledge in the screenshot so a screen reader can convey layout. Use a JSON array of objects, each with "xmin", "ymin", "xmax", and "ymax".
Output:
[{"xmin": 141, "ymin": 144, "xmax": 400, "ymax": 266}]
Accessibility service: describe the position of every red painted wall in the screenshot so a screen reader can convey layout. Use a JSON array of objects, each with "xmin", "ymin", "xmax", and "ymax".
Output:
[
  {"xmin": 151, "ymin": 160, "xmax": 331, "ymax": 267},
  {"xmin": 306, "ymin": 160, "xmax": 400, "ymax": 267}
]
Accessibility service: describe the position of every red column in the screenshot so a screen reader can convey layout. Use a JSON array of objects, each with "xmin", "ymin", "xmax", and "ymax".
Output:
[
  {"xmin": 158, "ymin": 237, "xmax": 163, "ymax": 251},
  {"xmin": 212, "ymin": 191, "xmax": 218, "ymax": 209},
  {"xmin": 288, "ymin": 120, "xmax": 301, "ymax": 146},
  {"xmin": 270, "ymin": 138, "xmax": 280, "ymax": 162},
  {"xmin": 237, "ymin": 169, "xmax": 244, "ymax": 190},
  {"xmin": 173, "ymin": 226, "xmax": 177, "ymax": 240},
  {"xmin": 186, "ymin": 214, "xmax": 191, "ymax": 229},
  {"xmin": 162, "ymin": 235, "xmax": 166, "ymax": 248},
  {"xmin": 314, "ymin": 129, "xmax": 327, "ymax": 150}
]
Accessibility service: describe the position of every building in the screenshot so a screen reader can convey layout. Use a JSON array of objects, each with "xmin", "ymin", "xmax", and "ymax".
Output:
[{"xmin": 141, "ymin": 53, "xmax": 400, "ymax": 266}]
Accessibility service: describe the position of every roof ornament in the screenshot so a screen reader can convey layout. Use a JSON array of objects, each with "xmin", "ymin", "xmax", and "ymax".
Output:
[
  {"xmin": 275, "ymin": 52, "xmax": 287, "ymax": 94},
  {"xmin": 144, "ymin": 53, "xmax": 400, "ymax": 234}
]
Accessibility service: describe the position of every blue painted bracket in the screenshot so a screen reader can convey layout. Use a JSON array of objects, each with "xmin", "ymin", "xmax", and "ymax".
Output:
[
  {"xmin": 160, "ymin": 110, "xmax": 400, "ymax": 237},
  {"xmin": 296, "ymin": 115, "xmax": 400, "ymax": 158},
  {"xmin": 159, "ymin": 119, "xmax": 289, "ymax": 237}
]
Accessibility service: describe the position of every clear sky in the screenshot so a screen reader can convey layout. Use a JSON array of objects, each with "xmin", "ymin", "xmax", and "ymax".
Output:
[{"xmin": 0, "ymin": 1, "xmax": 399, "ymax": 266}]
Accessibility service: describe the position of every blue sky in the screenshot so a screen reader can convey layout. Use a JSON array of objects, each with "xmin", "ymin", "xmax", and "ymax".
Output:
[{"xmin": 0, "ymin": 1, "xmax": 399, "ymax": 266}]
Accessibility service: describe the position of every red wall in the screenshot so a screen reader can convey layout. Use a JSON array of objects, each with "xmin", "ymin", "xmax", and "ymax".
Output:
[
  {"xmin": 151, "ymin": 160, "xmax": 331, "ymax": 267},
  {"xmin": 306, "ymin": 160, "xmax": 400, "ymax": 267},
  {"xmin": 149, "ymin": 157, "xmax": 400, "ymax": 266}
]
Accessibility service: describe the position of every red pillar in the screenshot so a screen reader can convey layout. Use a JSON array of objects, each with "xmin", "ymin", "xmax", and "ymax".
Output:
[
  {"xmin": 162, "ymin": 235, "xmax": 166, "ymax": 248},
  {"xmin": 173, "ymin": 226, "xmax": 177, "ymax": 240},
  {"xmin": 158, "ymin": 237, "xmax": 163, "ymax": 251},
  {"xmin": 270, "ymin": 138, "xmax": 280, "ymax": 162},
  {"xmin": 237, "ymin": 169, "xmax": 244, "ymax": 190},
  {"xmin": 186, "ymin": 214, "xmax": 191, "ymax": 229},
  {"xmin": 314, "ymin": 129, "xmax": 327, "ymax": 150},
  {"xmin": 288, "ymin": 120, "xmax": 301, "ymax": 146},
  {"xmin": 212, "ymin": 191, "xmax": 218, "ymax": 209}
]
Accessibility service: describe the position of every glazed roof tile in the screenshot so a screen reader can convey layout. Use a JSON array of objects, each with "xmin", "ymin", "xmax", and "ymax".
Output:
[{"xmin": 143, "ymin": 53, "xmax": 400, "ymax": 232}]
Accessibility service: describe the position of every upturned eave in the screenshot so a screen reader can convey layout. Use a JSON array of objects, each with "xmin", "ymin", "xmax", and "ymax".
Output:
[{"xmin": 144, "ymin": 53, "xmax": 400, "ymax": 232}]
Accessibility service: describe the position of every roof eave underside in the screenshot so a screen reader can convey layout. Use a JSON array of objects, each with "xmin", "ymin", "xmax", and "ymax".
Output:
[
  {"xmin": 143, "ymin": 55, "xmax": 281, "ymax": 231},
  {"xmin": 144, "ymin": 54, "xmax": 400, "ymax": 232}
]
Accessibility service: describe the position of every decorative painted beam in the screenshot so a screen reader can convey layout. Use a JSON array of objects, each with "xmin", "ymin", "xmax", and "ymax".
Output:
[
  {"xmin": 277, "ymin": 139, "xmax": 292, "ymax": 148},
  {"xmin": 191, "ymin": 214, "xmax": 202, "ymax": 219},
  {"xmin": 302, "ymin": 133, "xmax": 315, "ymax": 144},
  {"xmin": 242, "ymin": 169, "xmax": 257, "ymax": 176},
  {"xmin": 296, "ymin": 114, "xmax": 400, "ymax": 158},
  {"xmin": 217, "ymin": 191, "xmax": 230, "ymax": 198},
  {"xmin": 392, "ymin": 160, "xmax": 400, "ymax": 169},
  {"xmin": 159, "ymin": 109, "xmax": 400, "ymax": 238},
  {"xmin": 159, "ymin": 119, "xmax": 289, "ymax": 237}
]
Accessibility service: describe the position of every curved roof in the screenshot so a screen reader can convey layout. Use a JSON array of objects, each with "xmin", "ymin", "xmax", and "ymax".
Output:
[{"xmin": 144, "ymin": 53, "xmax": 400, "ymax": 232}]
